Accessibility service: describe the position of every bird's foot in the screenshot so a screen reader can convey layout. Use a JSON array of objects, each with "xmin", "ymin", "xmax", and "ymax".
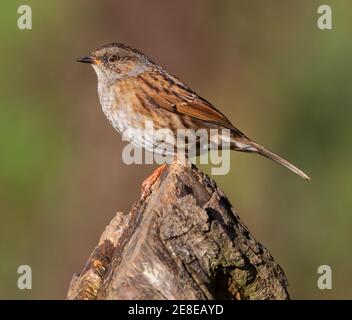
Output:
[{"xmin": 141, "ymin": 164, "xmax": 167, "ymax": 198}]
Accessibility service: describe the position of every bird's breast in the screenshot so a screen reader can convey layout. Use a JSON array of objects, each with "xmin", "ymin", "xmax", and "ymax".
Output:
[
  {"xmin": 98, "ymin": 85, "xmax": 156, "ymax": 151},
  {"xmin": 99, "ymin": 90, "xmax": 134, "ymax": 134}
]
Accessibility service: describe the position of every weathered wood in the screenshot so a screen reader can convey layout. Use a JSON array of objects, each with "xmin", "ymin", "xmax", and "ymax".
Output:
[{"xmin": 67, "ymin": 162, "xmax": 289, "ymax": 300}]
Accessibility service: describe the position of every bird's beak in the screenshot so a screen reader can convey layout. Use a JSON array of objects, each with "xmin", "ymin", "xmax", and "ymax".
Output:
[{"xmin": 76, "ymin": 56, "xmax": 96, "ymax": 64}]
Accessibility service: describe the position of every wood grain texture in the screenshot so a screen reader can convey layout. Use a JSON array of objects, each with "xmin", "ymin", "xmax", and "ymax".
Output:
[{"xmin": 67, "ymin": 162, "xmax": 289, "ymax": 300}]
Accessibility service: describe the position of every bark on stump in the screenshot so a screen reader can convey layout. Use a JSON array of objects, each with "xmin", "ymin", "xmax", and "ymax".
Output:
[{"xmin": 67, "ymin": 162, "xmax": 289, "ymax": 300}]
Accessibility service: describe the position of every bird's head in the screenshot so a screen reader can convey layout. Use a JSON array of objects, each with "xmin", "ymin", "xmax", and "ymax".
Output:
[{"xmin": 77, "ymin": 43, "xmax": 151, "ymax": 81}]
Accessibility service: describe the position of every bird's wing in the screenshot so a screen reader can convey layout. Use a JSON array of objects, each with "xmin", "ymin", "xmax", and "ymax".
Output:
[{"xmin": 134, "ymin": 71, "xmax": 244, "ymax": 136}]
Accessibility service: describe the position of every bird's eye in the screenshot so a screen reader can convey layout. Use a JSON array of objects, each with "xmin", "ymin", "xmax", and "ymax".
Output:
[{"xmin": 108, "ymin": 55, "xmax": 118, "ymax": 63}]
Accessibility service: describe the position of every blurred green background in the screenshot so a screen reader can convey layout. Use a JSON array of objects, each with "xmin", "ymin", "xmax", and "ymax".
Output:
[{"xmin": 0, "ymin": 0, "xmax": 351, "ymax": 299}]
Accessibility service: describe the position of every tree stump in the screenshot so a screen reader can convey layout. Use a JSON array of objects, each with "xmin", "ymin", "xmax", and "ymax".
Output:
[{"xmin": 67, "ymin": 162, "xmax": 289, "ymax": 300}]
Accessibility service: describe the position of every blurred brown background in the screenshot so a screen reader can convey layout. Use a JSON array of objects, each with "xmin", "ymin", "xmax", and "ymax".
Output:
[{"xmin": 0, "ymin": 0, "xmax": 351, "ymax": 299}]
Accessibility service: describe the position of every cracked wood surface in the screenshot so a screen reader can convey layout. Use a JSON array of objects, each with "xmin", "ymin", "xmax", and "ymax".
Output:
[{"xmin": 67, "ymin": 162, "xmax": 289, "ymax": 300}]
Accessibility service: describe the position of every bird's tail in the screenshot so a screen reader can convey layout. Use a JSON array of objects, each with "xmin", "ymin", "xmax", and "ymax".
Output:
[{"xmin": 234, "ymin": 138, "xmax": 310, "ymax": 181}]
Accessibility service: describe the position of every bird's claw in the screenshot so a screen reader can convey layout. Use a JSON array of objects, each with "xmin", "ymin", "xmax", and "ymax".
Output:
[{"xmin": 141, "ymin": 164, "xmax": 167, "ymax": 198}]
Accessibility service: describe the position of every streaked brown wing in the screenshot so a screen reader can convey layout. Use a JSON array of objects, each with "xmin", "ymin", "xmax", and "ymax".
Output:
[{"xmin": 135, "ymin": 71, "xmax": 244, "ymax": 135}]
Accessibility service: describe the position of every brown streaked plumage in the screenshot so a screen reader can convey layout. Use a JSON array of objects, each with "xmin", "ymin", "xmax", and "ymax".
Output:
[{"xmin": 77, "ymin": 43, "xmax": 310, "ymax": 180}]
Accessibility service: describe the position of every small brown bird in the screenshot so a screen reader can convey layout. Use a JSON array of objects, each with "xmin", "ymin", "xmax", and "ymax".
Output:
[{"xmin": 77, "ymin": 43, "xmax": 310, "ymax": 184}]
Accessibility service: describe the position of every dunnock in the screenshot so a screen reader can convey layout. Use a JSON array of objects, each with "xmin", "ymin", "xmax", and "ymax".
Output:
[{"xmin": 77, "ymin": 43, "xmax": 310, "ymax": 183}]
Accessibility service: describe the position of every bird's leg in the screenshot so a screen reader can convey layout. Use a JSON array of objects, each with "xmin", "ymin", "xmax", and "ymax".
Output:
[
  {"xmin": 141, "ymin": 152, "xmax": 189, "ymax": 198},
  {"xmin": 141, "ymin": 164, "xmax": 168, "ymax": 198}
]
